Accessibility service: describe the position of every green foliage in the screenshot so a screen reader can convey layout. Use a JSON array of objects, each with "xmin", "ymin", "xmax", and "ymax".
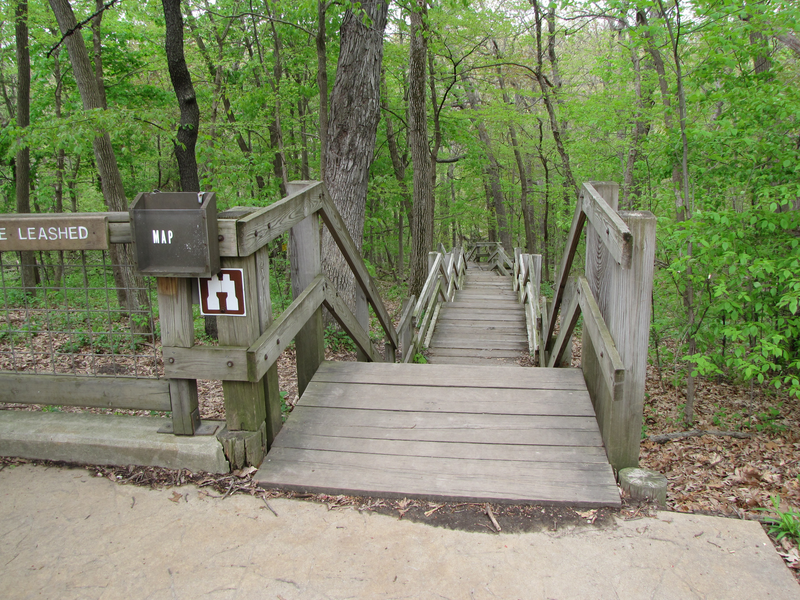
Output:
[
  {"xmin": 762, "ymin": 496, "xmax": 800, "ymax": 544},
  {"xmin": 661, "ymin": 208, "xmax": 800, "ymax": 399},
  {"xmin": 325, "ymin": 325, "xmax": 356, "ymax": 354}
]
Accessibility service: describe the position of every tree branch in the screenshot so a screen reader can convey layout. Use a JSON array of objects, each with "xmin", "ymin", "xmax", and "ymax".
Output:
[{"xmin": 47, "ymin": 0, "xmax": 121, "ymax": 58}]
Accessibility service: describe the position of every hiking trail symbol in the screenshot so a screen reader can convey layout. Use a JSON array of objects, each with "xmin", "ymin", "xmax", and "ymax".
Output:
[{"xmin": 199, "ymin": 269, "xmax": 246, "ymax": 316}]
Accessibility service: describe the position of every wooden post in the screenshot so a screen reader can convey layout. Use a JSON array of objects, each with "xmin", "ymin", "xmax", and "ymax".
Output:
[
  {"xmin": 255, "ymin": 245, "xmax": 282, "ymax": 447},
  {"xmin": 355, "ymin": 286, "xmax": 369, "ymax": 362},
  {"xmin": 157, "ymin": 277, "xmax": 199, "ymax": 435},
  {"xmin": 289, "ymin": 214, "xmax": 324, "ymax": 397},
  {"xmin": 217, "ymin": 254, "xmax": 268, "ymax": 468},
  {"xmin": 583, "ymin": 182, "xmax": 656, "ymax": 471}
]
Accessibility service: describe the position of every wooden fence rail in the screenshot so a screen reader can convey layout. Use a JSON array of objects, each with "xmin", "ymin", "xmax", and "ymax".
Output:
[{"xmin": 398, "ymin": 246, "xmax": 466, "ymax": 362}]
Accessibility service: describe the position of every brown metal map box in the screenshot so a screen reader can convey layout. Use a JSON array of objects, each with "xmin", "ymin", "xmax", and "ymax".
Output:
[{"xmin": 130, "ymin": 191, "xmax": 219, "ymax": 278}]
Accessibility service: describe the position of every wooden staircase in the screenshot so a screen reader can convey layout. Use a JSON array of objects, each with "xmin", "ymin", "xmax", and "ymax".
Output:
[
  {"xmin": 255, "ymin": 262, "xmax": 620, "ymax": 507},
  {"xmin": 427, "ymin": 267, "xmax": 528, "ymax": 366}
]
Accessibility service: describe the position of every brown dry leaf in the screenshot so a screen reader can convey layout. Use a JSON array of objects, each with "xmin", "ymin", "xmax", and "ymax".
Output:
[
  {"xmin": 169, "ymin": 491, "xmax": 182, "ymax": 503},
  {"xmin": 233, "ymin": 466, "xmax": 257, "ymax": 478}
]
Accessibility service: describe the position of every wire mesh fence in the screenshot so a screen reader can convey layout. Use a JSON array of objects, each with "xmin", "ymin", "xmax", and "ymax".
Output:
[{"xmin": 0, "ymin": 250, "xmax": 162, "ymax": 379}]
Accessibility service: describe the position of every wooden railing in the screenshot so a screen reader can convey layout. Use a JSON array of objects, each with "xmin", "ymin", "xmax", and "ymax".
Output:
[
  {"xmin": 397, "ymin": 245, "xmax": 466, "ymax": 363},
  {"xmin": 158, "ymin": 180, "xmax": 398, "ymax": 466},
  {"xmin": 465, "ymin": 241, "xmax": 513, "ymax": 275},
  {"xmin": 540, "ymin": 181, "xmax": 656, "ymax": 471},
  {"xmin": 0, "ymin": 181, "xmax": 398, "ymax": 470},
  {"xmin": 511, "ymin": 249, "xmax": 543, "ymax": 357}
]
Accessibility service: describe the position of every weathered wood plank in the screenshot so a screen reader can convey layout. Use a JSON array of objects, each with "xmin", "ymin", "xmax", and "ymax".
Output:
[
  {"xmin": 584, "ymin": 198, "xmax": 657, "ymax": 470},
  {"xmin": 437, "ymin": 311, "xmax": 525, "ymax": 323},
  {"xmin": 289, "ymin": 212, "xmax": 324, "ymax": 397},
  {"xmin": 163, "ymin": 344, "xmax": 251, "ymax": 382},
  {"xmin": 427, "ymin": 347, "xmax": 525, "ymax": 359},
  {"xmin": 298, "ymin": 381, "xmax": 595, "ymax": 415},
  {"xmin": 273, "ymin": 430, "xmax": 609, "ymax": 463},
  {"xmin": 414, "ymin": 253, "xmax": 443, "ymax": 319},
  {"xmin": 235, "ymin": 182, "xmax": 325, "ymax": 256},
  {"xmin": 257, "ymin": 451, "xmax": 619, "ymax": 506},
  {"xmin": 426, "ymin": 355, "xmax": 522, "ymax": 366},
  {"xmin": 311, "ymin": 361, "xmax": 587, "ymax": 389},
  {"xmin": 323, "ymin": 284, "xmax": 383, "ymax": 363},
  {"xmin": 218, "ymin": 254, "xmax": 268, "ymax": 433},
  {"xmin": 254, "ymin": 244, "xmax": 282, "ymax": 447},
  {"xmin": 582, "ymin": 182, "xmax": 632, "ymax": 269},
  {"xmin": 545, "ymin": 194, "xmax": 586, "ymax": 351},
  {"xmin": 577, "ymin": 275, "xmax": 625, "ymax": 403},
  {"xmin": 397, "ymin": 296, "xmax": 415, "ymax": 363},
  {"xmin": 433, "ymin": 322, "xmax": 524, "ymax": 333},
  {"xmin": 271, "ymin": 416, "xmax": 602, "ymax": 447},
  {"xmin": 547, "ymin": 277, "xmax": 581, "ymax": 368},
  {"xmin": 428, "ymin": 337, "xmax": 527, "ymax": 351},
  {"xmin": 0, "ymin": 373, "xmax": 171, "ymax": 411},
  {"xmin": 156, "ymin": 277, "xmax": 199, "ymax": 434},
  {"xmin": 249, "ymin": 275, "xmax": 326, "ymax": 382},
  {"xmin": 290, "ymin": 406, "xmax": 600, "ymax": 432}
]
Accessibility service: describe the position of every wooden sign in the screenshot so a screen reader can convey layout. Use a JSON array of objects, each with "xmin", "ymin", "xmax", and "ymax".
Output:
[{"xmin": 0, "ymin": 215, "xmax": 109, "ymax": 251}]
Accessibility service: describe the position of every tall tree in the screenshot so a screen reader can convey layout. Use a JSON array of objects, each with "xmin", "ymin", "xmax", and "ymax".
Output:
[
  {"xmin": 322, "ymin": 0, "xmax": 390, "ymax": 306},
  {"xmin": 162, "ymin": 0, "xmax": 200, "ymax": 192},
  {"xmin": 49, "ymin": 0, "xmax": 150, "ymax": 327},
  {"xmin": 15, "ymin": 0, "xmax": 37, "ymax": 293},
  {"xmin": 408, "ymin": 0, "xmax": 433, "ymax": 296}
]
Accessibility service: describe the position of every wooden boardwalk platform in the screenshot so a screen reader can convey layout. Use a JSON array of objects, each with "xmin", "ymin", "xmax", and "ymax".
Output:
[
  {"xmin": 255, "ymin": 361, "xmax": 620, "ymax": 506},
  {"xmin": 427, "ymin": 267, "xmax": 527, "ymax": 366}
]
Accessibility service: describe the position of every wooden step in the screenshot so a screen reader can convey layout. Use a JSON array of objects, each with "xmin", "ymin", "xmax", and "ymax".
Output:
[{"xmin": 255, "ymin": 361, "xmax": 620, "ymax": 507}]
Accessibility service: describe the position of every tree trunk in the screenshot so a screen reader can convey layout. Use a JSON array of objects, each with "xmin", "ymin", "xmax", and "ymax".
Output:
[
  {"xmin": 461, "ymin": 75, "xmax": 512, "ymax": 250},
  {"xmin": 407, "ymin": 0, "xmax": 433, "ymax": 297},
  {"xmin": 16, "ymin": 0, "xmax": 37, "ymax": 294},
  {"xmin": 317, "ymin": 0, "xmax": 329, "ymax": 178},
  {"xmin": 322, "ymin": 0, "xmax": 389, "ymax": 306},
  {"xmin": 91, "ymin": 0, "xmax": 108, "ymax": 109},
  {"xmin": 530, "ymin": 0, "xmax": 577, "ymax": 199},
  {"xmin": 49, "ymin": 0, "xmax": 150, "ymax": 329},
  {"xmin": 162, "ymin": 0, "xmax": 200, "ymax": 192},
  {"xmin": 497, "ymin": 65, "xmax": 533, "ymax": 252}
]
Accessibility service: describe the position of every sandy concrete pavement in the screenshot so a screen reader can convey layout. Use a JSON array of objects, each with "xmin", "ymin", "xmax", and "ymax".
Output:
[{"xmin": 1, "ymin": 463, "xmax": 797, "ymax": 599}]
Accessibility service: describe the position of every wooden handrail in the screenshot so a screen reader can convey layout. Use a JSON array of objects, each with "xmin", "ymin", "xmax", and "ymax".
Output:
[
  {"xmin": 544, "ymin": 182, "xmax": 633, "ymax": 352},
  {"xmin": 546, "ymin": 276, "xmax": 625, "ymax": 401}
]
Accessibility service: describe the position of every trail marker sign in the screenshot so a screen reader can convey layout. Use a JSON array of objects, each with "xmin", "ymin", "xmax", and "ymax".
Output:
[{"xmin": 199, "ymin": 269, "xmax": 246, "ymax": 316}]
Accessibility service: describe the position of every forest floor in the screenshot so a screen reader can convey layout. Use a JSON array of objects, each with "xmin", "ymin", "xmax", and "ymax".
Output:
[{"xmin": 1, "ymin": 291, "xmax": 799, "ymax": 574}]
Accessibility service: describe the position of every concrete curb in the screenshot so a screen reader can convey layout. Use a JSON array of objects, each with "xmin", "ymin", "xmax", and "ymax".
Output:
[{"xmin": 0, "ymin": 411, "xmax": 229, "ymax": 473}]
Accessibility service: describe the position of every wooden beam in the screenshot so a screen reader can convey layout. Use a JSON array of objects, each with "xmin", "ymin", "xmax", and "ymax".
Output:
[
  {"xmin": 414, "ymin": 253, "xmax": 443, "ymax": 318},
  {"xmin": 156, "ymin": 277, "xmax": 199, "ymax": 435},
  {"xmin": 397, "ymin": 296, "xmax": 416, "ymax": 363},
  {"xmin": 576, "ymin": 276, "xmax": 625, "ymax": 403},
  {"xmin": 254, "ymin": 244, "xmax": 283, "ymax": 447},
  {"xmin": 318, "ymin": 189, "xmax": 398, "ymax": 349},
  {"xmin": 323, "ymin": 282, "xmax": 383, "ymax": 363},
  {"xmin": 235, "ymin": 181, "xmax": 326, "ymax": 256},
  {"xmin": 415, "ymin": 278, "xmax": 442, "ymax": 349},
  {"xmin": 289, "ymin": 211, "xmax": 324, "ymax": 397},
  {"xmin": 163, "ymin": 344, "xmax": 251, "ymax": 381},
  {"xmin": 249, "ymin": 275, "xmax": 326, "ymax": 382},
  {"xmin": 547, "ymin": 278, "xmax": 581, "ymax": 368},
  {"xmin": 582, "ymin": 182, "xmax": 632, "ymax": 269},
  {"xmin": 545, "ymin": 195, "xmax": 586, "ymax": 351},
  {"xmin": 0, "ymin": 373, "xmax": 171, "ymax": 411}
]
